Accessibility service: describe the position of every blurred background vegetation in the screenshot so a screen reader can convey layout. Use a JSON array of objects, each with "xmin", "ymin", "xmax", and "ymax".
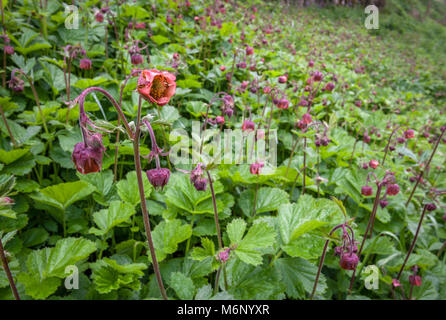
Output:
[{"xmin": 270, "ymin": 0, "xmax": 446, "ymax": 79}]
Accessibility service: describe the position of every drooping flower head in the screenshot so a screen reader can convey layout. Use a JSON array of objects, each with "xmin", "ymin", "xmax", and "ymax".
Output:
[
  {"xmin": 137, "ymin": 69, "xmax": 176, "ymax": 106},
  {"xmin": 242, "ymin": 120, "xmax": 256, "ymax": 132},
  {"xmin": 80, "ymin": 58, "xmax": 92, "ymax": 70},
  {"xmin": 339, "ymin": 252, "xmax": 359, "ymax": 270},
  {"xmin": 146, "ymin": 168, "xmax": 171, "ymax": 190},
  {"xmin": 72, "ymin": 133, "xmax": 105, "ymax": 175}
]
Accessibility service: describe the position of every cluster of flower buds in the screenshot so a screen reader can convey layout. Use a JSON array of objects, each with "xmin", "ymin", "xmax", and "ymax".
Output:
[
  {"xmin": 64, "ymin": 44, "xmax": 92, "ymax": 70},
  {"xmin": 93, "ymin": 2, "xmax": 112, "ymax": 23},
  {"xmin": 71, "ymin": 107, "xmax": 109, "ymax": 175},
  {"xmin": 333, "ymin": 224, "xmax": 359, "ymax": 271},
  {"xmin": 314, "ymin": 125, "xmax": 331, "ymax": 147},
  {"xmin": 8, "ymin": 69, "xmax": 25, "ymax": 92},
  {"xmin": 189, "ymin": 163, "xmax": 208, "ymax": 191},
  {"xmin": 361, "ymin": 171, "xmax": 400, "ymax": 204}
]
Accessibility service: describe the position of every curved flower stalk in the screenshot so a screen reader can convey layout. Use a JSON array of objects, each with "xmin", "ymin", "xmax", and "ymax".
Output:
[
  {"xmin": 71, "ymin": 68, "xmax": 176, "ymax": 300},
  {"xmin": 311, "ymin": 222, "xmax": 358, "ymax": 300},
  {"xmin": 63, "ymin": 44, "xmax": 87, "ymax": 124}
]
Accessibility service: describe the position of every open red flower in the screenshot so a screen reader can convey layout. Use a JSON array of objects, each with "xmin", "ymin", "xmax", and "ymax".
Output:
[{"xmin": 137, "ymin": 69, "xmax": 176, "ymax": 106}]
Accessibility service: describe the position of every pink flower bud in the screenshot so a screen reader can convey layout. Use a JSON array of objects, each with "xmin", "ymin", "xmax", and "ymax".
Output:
[
  {"xmin": 4, "ymin": 45, "xmax": 14, "ymax": 55},
  {"xmin": 404, "ymin": 129, "xmax": 415, "ymax": 139},
  {"xmin": 146, "ymin": 168, "xmax": 170, "ymax": 190},
  {"xmin": 386, "ymin": 184, "xmax": 400, "ymax": 196},
  {"xmin": 361, "ymin": 185, "xmax": 373, "ymax": 196},
  {"xmin": 278, "ymin": 75, "xmax": 287, "ymax": 83},
  {"xmin": 242, "ymin": 120, "xmax": 255, "ymax": 132},
  {"xmin": 339, "ymin": 253, "xmax": 359, "ymax": 270},
  {"xmin": 79, "ymin": 59, "xmax": 92, "ymax": 70},
  {"xmin": 369, "ymin": 160, "xmax": 379, "ymax": 169}
]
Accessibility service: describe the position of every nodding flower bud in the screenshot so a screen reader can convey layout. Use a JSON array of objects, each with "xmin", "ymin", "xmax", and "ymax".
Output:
[
  {"xmin": 193, "ymin": 177, "xmax": 208, "ymax": 191},
  {"xmin": 321, "ymin": 137, "xmax": 330, "ymax": 146},
  {"xmin": 380, "ymin": 200, "xmax": 389, "ymax": 208},
  {"xmin": 355, "ymin": 100, "xmax": 362, "ymax": 108},
  {"xmin": 369, "ymin": 159, "xmax": 379, "ymax": 169},
  {"xmin": 95, "ymin": 12, "xmax": 104, "ymax": 22},
  {"xmin": 363, "ymin": 135, "xmax": 371, "ymax": 144},
  {"xmin": 339, "ymin": 252, "xmax": 359, "ymax": 270},
  {"xmin": 246, "ymin": 46, "xmax": 254, "ymax": 55},
  {"xmin": 241, "ymin": 80, "xmax": 249, "ymax": 89},
  {"xmin": 215, "ymin": 116, "xmax": 225, "ymax": 125},
  {"xmin": 386, "ymin": 184, "xmax": 400, "ymax": 196},
  {"xmin": 72, "ymin": 139, "xmax": 105, "ymax": 175},
  {"xmin": 361, "ymin": 185, "xmax": 373, "ymax": 196},
  {"xmin": 4, "ymin": 45, "xmax": 14, "ymax": 55},
  {"xmin": 362, "ymin": 163, "xmax": 369, "ymax": 169},
  {"xmin": 302, "ymin": 113, "xmax": 312, "ymax": 124},
  {"xmin": 313, "ymin": 71, "xmax": 323, "ymax": 82},
  {"xmin": 131, "ymin": 54, "xmax": 144, "ymax": 65},
  {"xmin": 426, "ymin": 203, "xmax": 437, "ymax": 211},
  {"xmin": 242, "ymin": 120, "xmax": 255, "ymax": 132},
  {"xmin": 250, "ymin": 162, "xmax": 264, "ymax": 175},
  {"xmin": 263, "ymin": 86, "xmax": 271, "ymax": 94},
  {"xmin": 308, "ymin": 59, "xmax": 314, "ymax": 68},
  {"xmin": 223, "ymin": 107, "xmax": 234, "ymax": 118},
  {"xmin": 392, "ymin": 279, "xmax": 401, "ymax": 287},
  {"xmin": 189, "ymin": 163, "xmax": 207, "ymax": 191},
  {"xmin": 278, "ymin": 75, "xmax": 287, "ymax": 83},
  {"xmin": 220, "ymin": 65, "xmax": 226, "ymax": 71},
  {"xmin": 277, "ymin": 99, "xmax": 289, "ymax": 109},
  {"xmin": 146, "ymin": 168, "xmax": 171, "ymax": 190},
  {"xmin": 404, "ymin": 129, "xmax": 415, "ymax": 139},
  {"xmin": 8, "ymin": 75, "xmax": 24, "ymax": 92},
  {"xmin": 223, "ymin": 94, "xmax": 234, "ymax": 108},
  {"xmin": 325, "ymin": 82, "xmax": 335, "ymax": 91},
  {"xmin": 409, "ymin": 275, "xmax": 422, "ymax": 287},
  {"xmin": 79, "ymin": 58, "xmax": 92, "ymax": 70}
]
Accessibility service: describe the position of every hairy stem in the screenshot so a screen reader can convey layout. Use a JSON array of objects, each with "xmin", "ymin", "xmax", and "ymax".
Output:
[
  {"xmin": 0, "ymin": 237, "xmax": 20, "ymax": 300},
  {"xmin": 133, "ymin": 96, "xmax": 168, "ymax": 300}
]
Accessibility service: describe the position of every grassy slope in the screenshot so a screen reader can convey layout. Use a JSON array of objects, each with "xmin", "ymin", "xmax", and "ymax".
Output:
[{"xmin": 304, "ymin": 0, "xmax": 446, "ymax": 80}]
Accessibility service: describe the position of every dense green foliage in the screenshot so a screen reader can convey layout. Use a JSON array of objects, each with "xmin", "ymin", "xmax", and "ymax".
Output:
[{"xmin": 0, "ymin": 0, "xmax": 445, "ymax": 300}]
